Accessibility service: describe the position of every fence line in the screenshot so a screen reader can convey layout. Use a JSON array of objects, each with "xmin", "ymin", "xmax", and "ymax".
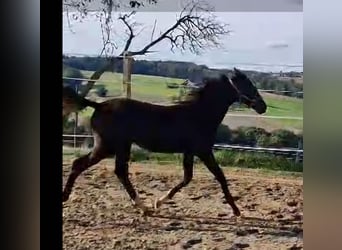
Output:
[
  {"xmin": 258, "ymin": 90, "xmax": 303, "ymax": 94},
  {"xmin": 63, "ymin": 108, "xmax": 303, "ymax": 121},
  {"xmin": 62, "ymin": 76, "xmax": 304, "ymax": 95},
  {"xmin": 63, "ymin": 75, "xmax": 303, "ymax": 120},
  {"xmin": 225, "ymin": 114, "xmax": 302, "ymax": 120},
  {"xmin": 63, "ymin": 134, "xmax": 94, "ymax": 138},
  {"xmin": 213, "ymin": 143, "xmax": 302, "ymax": 153},
  {"xmin": 63, "ymin": 53, "xmax": 132, "ymax": 59},
  {"xmin": 63, "ymin": 76, "xmax": 121, "ymax": 84},
  {"xmin": 62, "ymin": 136, "xmax": 303, "ymax": 163},
  {"xmin": 62, "ymin": 134, "xmax": 303, "ymax": 154}
]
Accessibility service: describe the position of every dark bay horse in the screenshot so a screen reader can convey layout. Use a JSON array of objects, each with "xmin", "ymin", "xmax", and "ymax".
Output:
[{"xmin": 62, "ymin": 68, "xmax": 267, "ymax": 216}]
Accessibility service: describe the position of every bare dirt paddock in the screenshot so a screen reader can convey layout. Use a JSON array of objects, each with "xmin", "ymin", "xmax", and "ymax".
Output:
[{"xmin": 63, "ymin": 160, "xmax": 303, "ymax": 250}]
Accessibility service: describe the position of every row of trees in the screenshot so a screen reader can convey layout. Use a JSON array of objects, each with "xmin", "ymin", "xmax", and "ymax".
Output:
[
  {"xmin": 216, "ymin": 125, "xmax": 302, "ymax": 148},
  {"xmin": 63, "ymin": 57, "xmax": 303, "ymax": 98},
  {"xmin": 254, "ymin": 77, "xmax": 303, "ymax": 98}
]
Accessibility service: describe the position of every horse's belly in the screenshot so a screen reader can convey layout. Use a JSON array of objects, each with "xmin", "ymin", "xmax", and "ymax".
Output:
[{"xmin": 134, "ymin": 136, "xmax": 187, "ymax": 153}]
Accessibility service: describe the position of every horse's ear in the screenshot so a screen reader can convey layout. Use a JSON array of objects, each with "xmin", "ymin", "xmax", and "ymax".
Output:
[
  {"xmin": 219, "ymin": 74, "xmax": 229, "ymax": 82},
  {"xmin": 233, "ymin": 68, "xmax": 246, "ymax": 78}
]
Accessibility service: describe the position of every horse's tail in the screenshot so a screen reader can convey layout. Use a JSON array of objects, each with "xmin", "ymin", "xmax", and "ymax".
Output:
[{"xmin": 63, "ymin": 86, "xmax": 102, "ymax": 113}]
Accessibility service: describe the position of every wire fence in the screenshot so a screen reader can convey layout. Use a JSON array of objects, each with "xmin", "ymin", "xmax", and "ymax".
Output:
[
  {"xmin": 62, "ymin": 76, "xmax": 304, "ymax": 95},
  {"xmin": 63, "ymin": 55, "xmax": 303, "ymax": 163},
  {"xmin": 62, "ymin": 75, "xmax": 303, "ymax": 121},
  {"xmin": 62, "ymin": 134, "xmax": 303, "ymax": 163}
]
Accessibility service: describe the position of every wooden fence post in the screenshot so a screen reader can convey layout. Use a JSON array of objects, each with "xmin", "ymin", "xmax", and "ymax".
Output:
[
  {"xmin": 123, "ymin": 52, "xmax": 133, "ymax": 98},
  {"xmin": 73, "ymin": 83, "xmax": 79, "ymax": 155},
  {"xmin": 295, "ymin": 139, "xmax": 303, "ymax": 164}
]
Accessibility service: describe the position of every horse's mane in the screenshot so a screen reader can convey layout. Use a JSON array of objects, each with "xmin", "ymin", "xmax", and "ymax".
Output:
[{"xmin": 177, "ymin": 75, "xmax": 228, "ymax": 104}]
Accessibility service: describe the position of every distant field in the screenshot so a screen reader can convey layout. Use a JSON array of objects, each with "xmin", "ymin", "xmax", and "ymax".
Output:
[
  {"xmin": 81, "ymin": 71, "xmax": 185, "ymax": 102},
  {"xmin": 78, "ymin": 71, "xmax": 303, "ymax": 132}
]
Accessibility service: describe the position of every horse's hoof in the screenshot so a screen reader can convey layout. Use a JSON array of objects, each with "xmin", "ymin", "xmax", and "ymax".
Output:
[
  {"xmin": 154, "ymin": 198, "xmax": 162, "ymax": 210},
  {"xmin": 136, "ymin": 204, "xmax": 153, "ymax": 216},
  {"xmin": 233, "ymin": 209, "xmax": 241, "ymax": 217},
  {"xmin": 142, "ymin": 209, "xmax": 153, "ymax": 216},
  {"xmin": 62, "ymin": 192, "xmax": 69, "ymax": 202}
]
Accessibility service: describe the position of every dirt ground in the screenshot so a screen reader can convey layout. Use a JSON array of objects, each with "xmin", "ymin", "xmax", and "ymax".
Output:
[{"xmin": 63, "ymin": 160, "xmax": 303, "ymax": 250}]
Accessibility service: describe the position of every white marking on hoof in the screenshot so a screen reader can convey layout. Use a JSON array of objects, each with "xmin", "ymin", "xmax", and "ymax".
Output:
[{"xmin": 154, "ymin": 190, "xmax": 172, "ymax": 210}]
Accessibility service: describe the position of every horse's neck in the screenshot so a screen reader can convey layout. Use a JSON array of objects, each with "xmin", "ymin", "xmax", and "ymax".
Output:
[
  {"xmin": 194, "ymin": 95, "xmax": 236, "ymax": 130},
  {"xmin": 211, "ymin": 100, "xmax": 234, "ymax": 125}
]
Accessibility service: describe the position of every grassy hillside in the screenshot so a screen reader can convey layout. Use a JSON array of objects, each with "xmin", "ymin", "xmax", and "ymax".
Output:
[{"xmin": 78, "ymin": 71, "xmax": 303, "ymax": 132}]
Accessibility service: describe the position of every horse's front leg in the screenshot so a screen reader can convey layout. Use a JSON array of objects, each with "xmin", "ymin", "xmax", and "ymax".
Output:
[
  {"xmin": 115, "ymin": 148, "xmax": 151, "ymax": 215},
  {"xmin": 154, "ymin": 153, "xmax": 194, "ymax": 209}
]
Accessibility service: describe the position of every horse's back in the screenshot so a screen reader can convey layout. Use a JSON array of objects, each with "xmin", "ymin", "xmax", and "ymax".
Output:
[{"xmin": 90, "ymin": 98, "xmax": 213, "ymax": 153}]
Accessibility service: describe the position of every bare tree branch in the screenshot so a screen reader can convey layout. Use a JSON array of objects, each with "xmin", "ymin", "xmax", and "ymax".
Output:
[
  {"xmin": 64, "ymin": 0, "xmax": 230, "ymax": 97},
  {"xmin": 64, "ymin": 7, "xmax": 76, "ymax": 34},
  {"xmin": 135, "ymin": 25, "xmax": 147, "ymax": 37},
  {"xmin": 99, "ymin": 11, "xmax": 118, "ymax": 57},
  {"xmin": 118, "ymin": 0, "xmax": 229, "ymax": 56},
  {"xmin": 119, "ymin": 11, "xmax": 137, "ymax": 52},
  {"xmin": 78, "ymin": 57, "xmax": 122, "ymax": 97},
  {"xmin": 151, "ymin": 19, "xmax": 157, "ymax": 42}
]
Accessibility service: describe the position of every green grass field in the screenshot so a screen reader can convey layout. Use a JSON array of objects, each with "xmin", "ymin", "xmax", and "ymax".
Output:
[
  {"xmin": 81, "ymin": 71, "xmax": 185, "ymax": 101},
  {"xmin": 78, "ymin": 71, "xmax": 303, "ymax": 131},
  {"xmin": 63, "ymin": 146, "xmax": 303, "ymax": 173}
]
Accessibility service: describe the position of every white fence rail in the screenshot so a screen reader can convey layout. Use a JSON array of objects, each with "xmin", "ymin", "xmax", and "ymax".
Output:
[
  {"xmin": 63, "ymin": 71, "xmax": 303, "ymax": 162},
  {"xmin": 62, "ymin": 134, "xmax": 303, "ymax": 162},
  {"xmin": 62, "ymin": 76, "xmax": 304, "ymax": 95}
]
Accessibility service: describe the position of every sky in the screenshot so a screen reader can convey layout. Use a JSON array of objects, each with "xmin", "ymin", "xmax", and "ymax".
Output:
[{"xmin": 63, "ymin": 11, "xmax": 303, "ymax": 72}]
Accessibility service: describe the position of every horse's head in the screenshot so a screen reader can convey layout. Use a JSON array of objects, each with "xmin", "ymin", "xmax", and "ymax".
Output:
[{"xmin": 229, "ymin": 68, "xmax": 267, "ymax": 114}]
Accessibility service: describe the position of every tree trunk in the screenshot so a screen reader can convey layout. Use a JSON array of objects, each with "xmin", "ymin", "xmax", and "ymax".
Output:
[{"xmin": 79, "ymin": 57, "xmax": 120, "ymax": 97}]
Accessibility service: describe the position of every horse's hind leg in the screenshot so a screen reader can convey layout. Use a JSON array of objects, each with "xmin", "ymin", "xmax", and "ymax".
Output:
[
  {"xmin": 154, "ymin": 153, "xmax": 194, "ymax": 209},
  {"xmin": 63, "ymin": 148, "xmax": 106, "ymax": 202},
  {"xmin": 114, "ymin": 145, "xmax": 150, "ymax": 214},
  {"xmin": 197, "ymin": 151, "xmax": 241, "ymax": 216}
]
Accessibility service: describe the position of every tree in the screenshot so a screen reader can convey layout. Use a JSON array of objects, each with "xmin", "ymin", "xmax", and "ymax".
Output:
[
  {"xmin": 215, "ymin": 124, "xmax": 232, "ymax": 143},
  {"xmin": 269, "ymin": 129, "xmax": 299, "ymax": 148},
  {"xmin": 94, "ymin": 85, "xmax": 108, "ymax": 97},
  {"xmin": 63, "ymin": 0, "xmax": 230, "ymax": 100},
  {"xmin": 63, "ymin": 64, "xmax": 84, "ymax": 91}
]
